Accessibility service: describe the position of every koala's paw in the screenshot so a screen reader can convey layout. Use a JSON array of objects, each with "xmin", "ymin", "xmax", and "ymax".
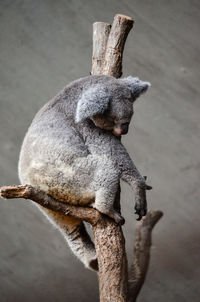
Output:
[
  {"xmin": 109, "ymin": 210, "xmax": 125, "ymax": 225},
  {"xmin": 134, "ymin": 183, "xmax": 148, "ymax": 221},
  {"xmin": 135, "ymin": 203, "xmax": 147, "ymax": 221},
  {"xmin": 102, "ymin": 209, "xmax": 125, "ymax": 225},
  {"xmin": 134, "ymin": 197, "xmax": 147, "ymax": 221},
  {"xmin": 93, "ymin": 205, "xmax": 125, "ymax": 225}
]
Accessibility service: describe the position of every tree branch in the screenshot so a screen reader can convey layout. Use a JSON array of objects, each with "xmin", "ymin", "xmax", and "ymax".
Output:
[
  {"xmin": 0, "ymin": 185, "xmax": 101, "ymax": 226},
  {"xmin": 128, "ymin": 210, "xmax": 163, "ymax": 301},
  {"xmin": 102, "ymin": 14, "xmax": 134, "ymax": 78},
  {"xmin": 91, "ymin": 14, "xmax": 134, "ymax": 78},
  {"xmin": 91, "ymin": 22, "xmax": 111, "ymax": 75}
]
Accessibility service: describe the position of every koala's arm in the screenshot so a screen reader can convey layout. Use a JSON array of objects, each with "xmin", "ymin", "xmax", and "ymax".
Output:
[
  {"xmin": 112, "ymin": 141, "xmax": 146, "ymax": 188},
  {"xmin": 109, "ymin": 140, "xmax": 150, "ymax": 219},
  {"xmin": 85, "ymin": 132, "xmax": 149, "ymax": 219},
  {"xmin": 85, "ymin": 131, "xmax": 146, "ymax": 189}
]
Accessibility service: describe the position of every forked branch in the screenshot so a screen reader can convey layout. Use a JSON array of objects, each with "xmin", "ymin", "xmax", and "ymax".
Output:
[
  {"xmin": 91, "ymin": 14, "xmax": 134, "ymax": 78},
  {"xmin": 128, "ymin": 211, "xmax": 163, "ymax": 301}
]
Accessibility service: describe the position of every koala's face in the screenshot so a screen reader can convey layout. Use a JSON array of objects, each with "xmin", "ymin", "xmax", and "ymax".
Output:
[
  {"xmin": 92, "ymin": 86, "xmax": 134, "ymax": 136},
  {"xmin": 75, "ymin": 76, "xmax": 150, "ymax": 136}
]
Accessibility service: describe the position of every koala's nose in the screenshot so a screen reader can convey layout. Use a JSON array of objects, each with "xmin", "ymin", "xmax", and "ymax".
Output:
[{"xmin": 121, "ymin": 123, "xmax": 129, "ymax": 134}]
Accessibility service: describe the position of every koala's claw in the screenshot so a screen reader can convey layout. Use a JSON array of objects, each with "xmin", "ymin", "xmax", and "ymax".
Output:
[
  {"xmin": 145, "ymin": 184, "xmax": 152, "ymax": 190},
  {"xmin": 135, "ymin": 212, "xmax": 142, "ymax": 221},
  {"xmin": 143, "ymin": 176, "xmax": 152, "ymax": 190},
  {"xmin": 134, "ymin": 201, "xmax": 147, "ymax": 221},
  {"xmin": 115, "ymin": 214, "xmax": 125, "ymax": 225},
  {"xmin": 107, "ymin": 211, "xmax": 125, "ymax": 225},
  {"xmin": 93, "ymin": 205, "xmax": 125, "ymax": 225}
]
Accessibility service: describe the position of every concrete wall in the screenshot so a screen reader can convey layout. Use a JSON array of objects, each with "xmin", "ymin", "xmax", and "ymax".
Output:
[{"xmin": 0, "ymin": 0, "xmax": 200, "ymax": 301}]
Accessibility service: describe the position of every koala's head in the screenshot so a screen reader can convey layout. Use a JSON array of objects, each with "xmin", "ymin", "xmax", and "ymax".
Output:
[{"xmin": 75, "ymin": 76, "xmax": 150, "ymax": 136}]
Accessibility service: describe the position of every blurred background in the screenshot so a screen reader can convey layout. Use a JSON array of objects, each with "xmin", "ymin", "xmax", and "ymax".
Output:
[{"xmin": 0, "ymin": 0, "xmax": 200, "ymax": 301}]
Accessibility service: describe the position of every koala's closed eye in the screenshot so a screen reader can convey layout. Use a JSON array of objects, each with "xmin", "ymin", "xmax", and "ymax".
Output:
[
  {"xmin": 106, "ymin": 115, "xmax": 117, "ymax": 123},
  {"xmin": 92, "ymin": 114, "xmax": 116, "ymax": 131}
]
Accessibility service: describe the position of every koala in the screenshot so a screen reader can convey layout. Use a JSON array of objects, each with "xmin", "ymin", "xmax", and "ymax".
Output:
[{"xmin": 18, "ymin": 75, "xmax": 151, "ymax": 271}]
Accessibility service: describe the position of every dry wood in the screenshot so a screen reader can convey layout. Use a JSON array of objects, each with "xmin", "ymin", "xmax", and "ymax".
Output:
[
  {"xmin": 0, "ymin": 185, "xmax": 100, "ymax": 225},
  {"xmin": 128, "ymin": 211, "xmax": 163, "ymax": 301},
  {"xmin": 102, "ymin": 14, "xmax": 134, "ymax": 78},
  {"xmin": 91, "ymin": 22, "xmax": 111, "ymax": 75},
  {"xmin": 93, "ymin": 220, "xmax": 128, "ymax": 302},
  {"xmin": 91, "ymin": 14, "xmax": 134, "ymax": 78}
]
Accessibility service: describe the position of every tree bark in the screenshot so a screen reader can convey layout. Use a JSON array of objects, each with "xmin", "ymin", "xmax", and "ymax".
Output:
[
  {"xmin": 0, "ymin": 185, "xmax": 100, "ymax": 226},
  {"xmin": 93, "ymin": 220, "xmax": 128, "ymax": 302},
  {"xmin": 128, "ymin": 211, "xmax": 163, "ymax": 301},
  {"xmin": 91, "ymin": 14, "xmax": 134, "ymax": 78},
  {"xmin": 102, "ymin": 14, "xmax": 134, "ymax": 78},
  {"xmin": 91, "ymin": 22, "xmax": 111, "ymax": 75}
]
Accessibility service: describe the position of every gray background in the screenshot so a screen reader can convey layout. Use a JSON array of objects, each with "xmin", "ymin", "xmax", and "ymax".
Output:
[{"xmin": 0, "ymin": 0, "xmax": 200, "ymax": 301}]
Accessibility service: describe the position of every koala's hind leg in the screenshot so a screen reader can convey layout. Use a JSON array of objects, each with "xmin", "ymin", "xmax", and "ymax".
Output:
[{"xmin": 40, "ymin": 208, "xmax": 98, "ymax": 271}]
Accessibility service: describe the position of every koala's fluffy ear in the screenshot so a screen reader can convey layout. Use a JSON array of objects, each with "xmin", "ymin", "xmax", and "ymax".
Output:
[
  {"xmin": 75, "ymin": 84, "xmax": 109, "ymax": 123},
  {"xmin": 121, "ymin": 76, "xmax": 151, "ymax": 101}
]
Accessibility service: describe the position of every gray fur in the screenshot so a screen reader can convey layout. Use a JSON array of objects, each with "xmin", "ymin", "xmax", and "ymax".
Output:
[
  {"xmin": 75, "ymin": 84, "xmax": 110, "ymax": 123},
  {"xmin": 120, "ymin": 76, "xmax": 150, "ymax": 99},
  {"xmin": 18, "ymin": 75, "xmax": 150, "ymax": 270}
]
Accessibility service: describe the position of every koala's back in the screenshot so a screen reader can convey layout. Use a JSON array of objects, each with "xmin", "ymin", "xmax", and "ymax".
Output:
[
  {"xmin": 18, "ymin": 74, "xmax": 117, "ymax": 204},
  {"xmin": 18, "ymin": 76, "xmax": 108, "ymax": 204}
]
